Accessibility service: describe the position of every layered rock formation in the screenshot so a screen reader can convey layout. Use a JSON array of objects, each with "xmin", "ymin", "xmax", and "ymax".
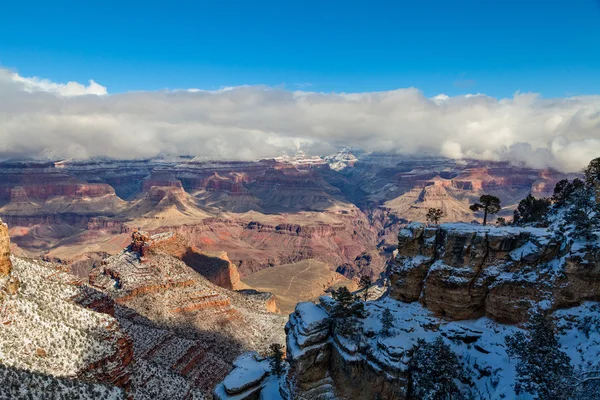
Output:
[
  {"xmin": 218, "ymin": 297, "xmax": 600, "ymax": 400},
  {"xmin": 0, "ymin": 155, "xmax": 575, "ymax": 285},
  {"xmin": 387, "ymin": 222, "xmax": 600, "ymax": 323},
  {"xmin": 85, "ymin": 232, "xmax": 286, "ymax": 395},
  {"xmin": 0, "ymin": 219, "xmax": 12, "ymax": 276}
]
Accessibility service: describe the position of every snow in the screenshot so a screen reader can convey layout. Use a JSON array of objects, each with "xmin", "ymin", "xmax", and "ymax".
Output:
[
  {"xmin": 440, "ymin": 222, "xmax": 550, "ymax": 237},
  {"xmin": 295, "ymin": 301, "xmax": 329, "ymax": 334},
  {"xmin": 509, "ymin": 241, "xmax": 542, "ymax": 261},
  {"xmin": 258, "ymin": 374, "xmax": 285, "ymax": 400},
  {"xmin": 357, "ymin": 298, "xmax": 600, "ymax": 399},
  {"xmin": 223, "ymin": 352, "xmax": 268, "ymax": 394}
]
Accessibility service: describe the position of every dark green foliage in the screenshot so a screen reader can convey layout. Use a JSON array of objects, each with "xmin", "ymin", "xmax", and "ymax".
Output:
[
  {"xmin": 496, "ymin": 217, "xmax": 507, "ymax": 226},
  {"xmin": 408, "ymin": 337, "xmax": 466, "ymax": 400},
  {"xmin": 358, "ymin": 275, "xmax": 372, "ymax": 301},
  {"xmin": 469, "ymin": 194, "xmax": 501, "ymax": 226},
  {"xmin": 513, "ymin": 194, "xmax": 551, "ymax": 226},
  {"xmin": 331, "ymin": 286, "xmax": 365, "ymax": 319},
  {"xmin": 380, "ymin": 307, "xmax": 394, "ymax": 337},
  {"xmin": 551, "ymin": 178, "xmax": 585, "ymax": 207},
  {"xmin": 584, "ymin": 157, "xmax": 600, "ymax": 186},
  {"xmin": 505, "ymin": 312, "xmax": 573, "ymax": 400},
  {"xmin": 563, "ymin": 185, "xmax": 600, "ymax": 241},
  {"xmin": 268, "ymin": 343, "xmax": 285, "ymax": 376},
  {"xmin": 331, "ymin": 286, "xmax": 365, "ymax": 335},
  {"xmin": 426, "ymin": 208, "xmax": 445, "ymax": 224}
]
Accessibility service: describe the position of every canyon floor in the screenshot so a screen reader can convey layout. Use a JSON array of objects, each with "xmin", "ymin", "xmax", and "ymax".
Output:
[{"xmin": 242, "ymin": 259, "xmax": 356, "ymax": 314}]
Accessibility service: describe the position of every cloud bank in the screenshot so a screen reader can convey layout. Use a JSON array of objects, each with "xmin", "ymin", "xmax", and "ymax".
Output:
[{"xmin": 1, "ymin": 67, "xmax": 599, "ymax": 172}]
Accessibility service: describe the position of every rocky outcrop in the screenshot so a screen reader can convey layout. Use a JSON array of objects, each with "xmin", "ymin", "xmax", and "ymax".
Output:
[
  {"xmin": 129, "ymin": 229, "xmax": 152, "ymax": 256},
  {"xmin": 0, "ymin": 219, "xmax": 12, "ymax": 276},
  {"xmin": 88, "ymin": 241, "xmax": 286, "ymax": 396},
  {"xmin": 213, "ymin": 352, "xmax": 273, "ymax": 400},
  {"xmin": 285, "ymin": 300, "xmax": 408, "ymax": 400},
  {"xmin": 286, "ymin": 302, "xmax": 332, "ymax": 390},
  {"xmin": 388, "ymin": 223, "xmax": 600, "ymax": 323},
  {"xmin": 218, "ymin": 297, "xmax": 600, "ymax": 400}
]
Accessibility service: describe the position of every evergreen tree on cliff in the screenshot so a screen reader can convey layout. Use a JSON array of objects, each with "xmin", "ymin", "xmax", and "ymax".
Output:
[
  {"xmin": 358, "ymin": 275, "xmax": 372, "ymax": 301},
  {"xmin": 331, "ymin": 286, "xmax": 365, "ymax": 334},
  {"xmin": 469, "ymin": 194, "xmax": 501, "ymax": 226},
  {"xmin": 426, "ymin": 208, "xmax": 445, "ymax": 225},
  {"xmin": 268, "ymin": 343, "xmax": 285, "ymax": 376},
  {"xmin": 563, "ymin": 185, "xmax": 600, "ymax": 241},
  {"xmin": 408, "ymin": 337, "xmax": 466, "ymax": 400},
  {"xmin": 505, "ymin": 312, "xmax": 573, "ymax": 400},
  {"xmin": 551, "ymin": 178, "xmax": 585, "ymax": 207},
  {"xmin": 380, "ymin": 307, "xmax": 395, "ymax": 337},
  {"xmin": 513, "ymin": 194, "xmax": 551, "ymax": 226},
  {"xmin": 584, "ymin": 157, "xmax": 600, "ymax": 187}
]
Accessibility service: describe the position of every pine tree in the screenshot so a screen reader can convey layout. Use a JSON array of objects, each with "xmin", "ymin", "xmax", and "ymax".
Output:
[
  {"xmin": 564, "ymin": 185, "xmax": 600, "ymax": 241},
  {"xmin": 331, "ymin": 286, "xmax": 356, "ymax": 318},
  {"xmin": 469, "ymin": 194, "xmax": 501, "ymax": 226},
  {"xmin": 584, "ymin": 157, "xmax": 600, "ymax": 187},
  {"xmin": 426, "ymin": 208, "xmax": 445, "ymax": 225},
  {"xmin": 331, "ymin": 286, "xmax": 366, "ymax": 335},
  {"xmin": 380, "ymin": 307, "xmax": 394, "ymax": 337},
  {"xmin": 505, "ymin": 312, "xmax": 574, "ymax": 400},
  {"xmin": 358, "ymin": 275, "xmax": 372, "ymax": 301},
  {"xmin": 551, "ymin": 178, "xmax": 584, "ymax": 207},
  {"xmin": 408, "ymin": 337, "xmax": 466, "ymax": 400},
  {"xmin": 268, "ymin": 343, "xmax": 285, "ymax": 376},
  {"xmin": 513, "ymin": 194, "xmax": 551, "ymax": 226}
]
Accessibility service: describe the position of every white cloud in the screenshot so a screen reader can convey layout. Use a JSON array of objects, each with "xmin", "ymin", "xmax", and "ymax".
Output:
[
  {"xmin": 0, "ymin": 67, "xmax": 599, "ymax": 172},
  {"xmin": 6, "ymin": 70, "xmax": 107, "ymax": 96}
]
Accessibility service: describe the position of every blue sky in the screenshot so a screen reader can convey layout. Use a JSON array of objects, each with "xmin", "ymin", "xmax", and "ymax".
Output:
[{"xmin": 1, "ymin": 0, "xmax": 599, "ymax": 97}]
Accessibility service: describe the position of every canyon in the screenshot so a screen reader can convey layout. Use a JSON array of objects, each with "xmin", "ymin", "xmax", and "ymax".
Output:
[
  {"xmin": 0, "ymin": 152, "xmax": 573, "ymax": 291},
  {"xmin": 0, "ymin": 218, "xmax": 286, "ymax": 398},
  {"xmin": 216, "ymin": 214, "xmax": 600, "ymax": 399},
  {"xmin": 0, "ymin": 151, "xmax": 597, "ymax": 399}
]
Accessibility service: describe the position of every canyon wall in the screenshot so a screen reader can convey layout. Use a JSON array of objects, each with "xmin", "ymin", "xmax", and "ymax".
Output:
[{"xmin": 388, "ymin": 223, "xmax": 600, "ymax": 323}]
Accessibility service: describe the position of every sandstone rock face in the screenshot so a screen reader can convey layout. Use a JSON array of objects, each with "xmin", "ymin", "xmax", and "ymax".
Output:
[
  {"xmin": 217, "ymin": 297, "xmax": 600, "ymax": 400},
  {"xmin": 88, "ymin": 243, "xmax": 286, "ymax": 395},
  {"xmin": 286, "ymin": 302, "xmax": 332, "ymax": 389},
  {"xmin": 388, "ymin": 223, "xmax": 600, "ymax": 323},
  {"xmin": 0, "ymin": 219, "xmax": 12, "ymax": 276},
  {"xmin": 284, "ymin": 299, "xmax": 407, "ymax": 400},
  {"xmin": 150, "ymin": 233, "xmax": 245, "ymax": 291}
]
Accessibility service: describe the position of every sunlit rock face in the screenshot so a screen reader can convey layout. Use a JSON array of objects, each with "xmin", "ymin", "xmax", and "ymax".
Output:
[
  {"xmin": 85, "ymin": 231, "xmax": 286, "ymax": 395},
  {"xmin": 388, "ymin": 222, "xmax": 600, "ymax": 323},
  {"xmin": 0, "ymin": 219, "xmax": 12, "ymax": 276}
]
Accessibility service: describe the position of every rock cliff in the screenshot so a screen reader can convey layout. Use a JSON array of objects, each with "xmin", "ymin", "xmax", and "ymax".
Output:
[
  {"xmin": 87, "ymin": 233, "xmax": 286, "ymax": 396},
  {"xmin": 0, "ymin": 219, "xmax": 12, "ymax": 276},
  {"xmin": 388, "ymin": 222, "xmax": 600, "ymax": 323},
  {"xmin": 216, "ymin": 296, "xmax": 600, "ymax": 400}
]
